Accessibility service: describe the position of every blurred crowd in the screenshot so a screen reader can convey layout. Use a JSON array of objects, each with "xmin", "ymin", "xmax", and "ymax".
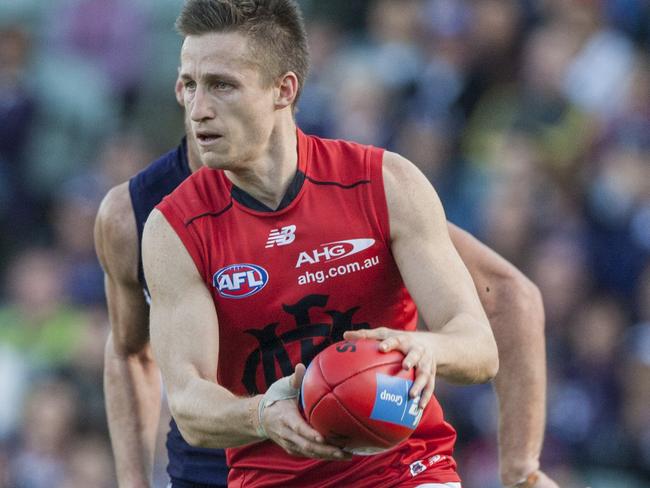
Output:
[{"xmin": 0, "ymin": 0, "xmax": 648, "ymax": 487}]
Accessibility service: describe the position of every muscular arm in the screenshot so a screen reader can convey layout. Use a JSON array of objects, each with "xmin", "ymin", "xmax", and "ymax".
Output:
[
  {"xmin": 448, "ymin": 225, "xmax": 550, "ymax": 486},
  {"xmin": 95, "ymin": 183, "xmax": 162, "ymax": 488},
  {"xmin": 346, "ymin": 151, "xmax": 498, "ymax": 403},
  {"xmin": 387, "ymin": 151, "xmax": 498, "ymax": 382},
  {"xmin": 142, "ymin": 209, "xmax": 260, "ymax": 449}
]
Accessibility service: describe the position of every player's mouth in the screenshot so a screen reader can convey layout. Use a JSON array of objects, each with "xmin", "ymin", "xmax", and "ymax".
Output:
[{"xmin": 195, "ymin": 131, "xmax": 222, "ymax": 146}]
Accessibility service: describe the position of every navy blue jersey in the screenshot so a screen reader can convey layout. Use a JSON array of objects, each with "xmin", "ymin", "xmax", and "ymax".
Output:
[{"xmin": 128, "ymin": 138, "xmax": 228, "ymax": 487}]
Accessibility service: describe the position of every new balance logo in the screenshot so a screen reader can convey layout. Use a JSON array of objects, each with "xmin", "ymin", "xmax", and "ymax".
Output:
[{"xmin": 265, "ymin": 225, "xmax": 297, "ymax": 248}]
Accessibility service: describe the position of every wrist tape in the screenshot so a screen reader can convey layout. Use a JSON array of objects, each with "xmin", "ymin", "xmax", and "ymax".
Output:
[{"xmin": 256, "ymin": 375, "xmax": 300, "ymax": 438}]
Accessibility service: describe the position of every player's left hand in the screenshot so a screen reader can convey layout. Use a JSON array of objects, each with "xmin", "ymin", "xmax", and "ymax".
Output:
[{"xmin": 343, "ymin": 328, "xmax": 435, "ymax": 409}]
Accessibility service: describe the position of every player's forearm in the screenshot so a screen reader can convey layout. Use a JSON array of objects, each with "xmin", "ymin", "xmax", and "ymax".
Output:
[
  {"xmin": 424, "ymin": 314, "xmax": 499, "ymax": 384},
  {"xmin": 490, "ymin": 279, "xmax": 546, "ymax": 485},
  {"xmin": 168, "ymin": 377, "xmax": 263, "ymax": 449},
  {"xmin": 104, "ymin": 337, "xmax": 162, "ymax": 488}
]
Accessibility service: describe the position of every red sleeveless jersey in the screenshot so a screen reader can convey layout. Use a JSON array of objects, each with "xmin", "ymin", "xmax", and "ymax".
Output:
[{"xmin": 157, "ymin": 130, "xmax": 460, "ymax": 487}]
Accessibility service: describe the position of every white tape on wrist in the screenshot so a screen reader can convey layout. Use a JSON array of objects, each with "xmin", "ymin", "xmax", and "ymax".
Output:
[{"xmin": 257, "ymin": 375, "xmax": 300, "ymax": 438}]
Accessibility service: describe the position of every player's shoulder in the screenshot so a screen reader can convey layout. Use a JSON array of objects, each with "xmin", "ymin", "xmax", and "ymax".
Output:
[
  {"xmin": 95, "ymin": 182, "xmax": 139, "ymax": 277},
  {"xmin": 381, "ymin": 151, "xmax": 444, "ymax": 230},
  {"xmin": 381, "ymin": 150, "xmax": 436, "ymax": 196},
  {"xmin": 158, "ymin": 167, "xmax": 230, "ymax": 225},
  {"xmin": 142, "ymin": 207, "xmax": 197, "ymax": 282},
  {"xmin": 306, "ymin": 132, "xmax": 382, "ymax": 183},
  {"xmin": 142, "ymin": 206, "xmax": 169, "ymax": 241},
  {"xmin": 96, "ymin": 182, "xmax": 136, "ymax": 246}
]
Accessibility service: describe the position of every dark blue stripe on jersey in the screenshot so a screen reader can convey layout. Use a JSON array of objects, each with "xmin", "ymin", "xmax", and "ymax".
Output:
[
  {"xmin": 128, "ymin": 139, "xmax": 228, "ymax": 486},
  {"xmin": 306, "ymin": 175, "xmax": 370, "ymax": 189},
  {"xmin": 185, "ymin": 201, "xmax": 234, "ymax": 226}
]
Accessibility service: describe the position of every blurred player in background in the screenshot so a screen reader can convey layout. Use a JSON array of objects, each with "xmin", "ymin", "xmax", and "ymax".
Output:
[{"xmin": 95, "ymin": 1, "xmax": 558, "ymax": 487}]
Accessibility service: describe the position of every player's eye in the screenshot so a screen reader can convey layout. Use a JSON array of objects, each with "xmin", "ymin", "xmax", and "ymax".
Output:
[
  {"xmin": 184, "ymin": 80, "xmax": 197, "ymax": 91},
  {"xmin": 212, "ymin": 81, "xmax": 232, "ymax": 91}
]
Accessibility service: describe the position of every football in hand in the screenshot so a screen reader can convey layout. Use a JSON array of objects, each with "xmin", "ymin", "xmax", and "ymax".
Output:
[{"xmin": 300, "ymin": 338, "xmax": 424, "ymax": 455}]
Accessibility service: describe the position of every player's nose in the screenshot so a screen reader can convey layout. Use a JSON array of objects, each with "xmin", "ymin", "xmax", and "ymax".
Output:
[{"xmin": 190, "ymin": 86, "xmax": 216, "ymax": 122}]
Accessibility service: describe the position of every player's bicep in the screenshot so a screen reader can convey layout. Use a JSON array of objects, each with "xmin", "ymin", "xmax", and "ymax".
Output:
[
  {"xmin": 383, "ymin": 152, "xmax": 487, "ymax": 331},
  {"xmin": 142, "ymin": 210, "xmax": 219, "ymax": 395}
]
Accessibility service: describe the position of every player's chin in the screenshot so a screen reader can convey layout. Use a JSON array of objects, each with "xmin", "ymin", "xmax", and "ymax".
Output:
[{"xmin": 201, "ymin": 154, "xmax": 229, "ymax": 170}]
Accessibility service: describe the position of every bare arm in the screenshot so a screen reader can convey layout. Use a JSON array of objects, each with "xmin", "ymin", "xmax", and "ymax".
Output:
[
  {"xmin": 95, "ymin": 183, "xmax": 162, "ymax": 488},
  {"xmin": 346, "ymin": 151, "xmax": 498, "ymax": 406},
  {"xmin": 142, "ymin": 209, "xmax": 347, "ymax": 460},
  {"xmin": 142, "ymin": 209, "xmax": 255, "ymax": 448},
  {"xmin": 448, "ymin": 225, "xmax": 557, "ymax": 488}
]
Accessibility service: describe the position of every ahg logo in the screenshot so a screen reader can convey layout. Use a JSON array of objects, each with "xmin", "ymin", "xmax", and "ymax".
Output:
[
  {"xmin": 213, "ymin": 264, "xmax": 269, "ymax": 299},
  {"xmin": 295, "ymin": 238, "xmax": 375, "ymax": 268}
]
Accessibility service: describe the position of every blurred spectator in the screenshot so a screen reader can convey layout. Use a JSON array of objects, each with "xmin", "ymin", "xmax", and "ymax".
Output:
[
  {"xmin": 548, "ymin": 297, "xmax": 629, "ymax": 465},
  {"xmin": 62, "ymin": 434, "xmax": 114, "ymax": 488},
  {"xmin": 0, "ymin": 25, "xmax": 35, "ymax": 171},
  {"xmin": 0, "ymin": 248, "xmax": 89, "ymax": 370},
  {"xmin": 329, "ymin": 61, "xmax": 392, "ymax": 146},
  {"xmin": 8, "ymin": 378, "xmax": 78, "ymax": 488},
  {"xmin": 528, "ymin": 235, "xmax": 592, "ymax": 335},
  {"xmin": 0, "ymin": 25, "xmax": 39, "ymax": 270},
  {"xmin": 295, "ymin": 19, "xmax": 341, "ymax": 136},
  {"xmin": 637, "ymin": 264, "xmax": 650, "ymax": 322},
  {"xmin": 586, "ymin": 143, "xmax": 650, "ymax": 295},
  {"xmin": 96, "ymin": 131, "xmax": 153, "ymax": 190},
  {"xmin": 47, "ymin": 0, "xmax": 149, "ymax": 117},
  {"xmin": 50, "ymin": 176, "xmax": 105, "ymax": 306},
  {"xmin": 622, "ymin": 322, "xmax": 650, "ymax": 471},
  {"xmin": 0, "ymin": 344, "xmax": 29, "ymax": 441},
  {"xmin": 559, "ymin": 0, "xmax": 636, "ymax": 118}
]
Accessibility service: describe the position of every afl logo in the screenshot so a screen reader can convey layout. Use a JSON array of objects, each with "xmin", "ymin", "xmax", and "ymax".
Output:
[{"xmin": 213, "ymin": 264, "xmax": 269, "ymax": 299}]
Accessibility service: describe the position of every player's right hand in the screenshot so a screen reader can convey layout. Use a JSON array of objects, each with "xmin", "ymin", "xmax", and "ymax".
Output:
[{"xmin": 260, "ymin": 365, "xmax": 352, "ymax": 461}]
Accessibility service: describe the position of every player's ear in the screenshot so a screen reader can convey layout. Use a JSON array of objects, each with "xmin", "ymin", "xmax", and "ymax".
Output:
[
  {"xmin": 175, "ymin": 76, "xmax": 184, "ymax": 107},
  {"xmin": 274, "ymin": 71, "xmax": 298, "ymax": 110}
]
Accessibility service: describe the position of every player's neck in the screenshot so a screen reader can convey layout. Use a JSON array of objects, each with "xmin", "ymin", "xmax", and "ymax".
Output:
[{"xmin": 225, "ymin": 119, "xmax": 299, "ymax": 210}]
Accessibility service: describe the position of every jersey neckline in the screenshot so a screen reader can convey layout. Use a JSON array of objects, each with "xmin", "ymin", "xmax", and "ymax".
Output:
[{"xmin": 226, "ymin": 128, "xmax": 311, "ymax": 217}]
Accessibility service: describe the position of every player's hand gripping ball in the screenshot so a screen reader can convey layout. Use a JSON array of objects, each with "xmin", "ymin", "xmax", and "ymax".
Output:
[{"xmin": 300, "ymin": 339, "xmax": 424, "ymax": 455}]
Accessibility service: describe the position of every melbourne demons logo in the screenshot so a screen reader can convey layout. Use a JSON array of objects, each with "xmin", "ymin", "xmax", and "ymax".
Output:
[
  {"xmin": 242, "ymin": 294, "xmax": 370, "ymax": 394},
  {"xmin": 213, "ymin": 264, "xmax": 269, "ymax": 299}
]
